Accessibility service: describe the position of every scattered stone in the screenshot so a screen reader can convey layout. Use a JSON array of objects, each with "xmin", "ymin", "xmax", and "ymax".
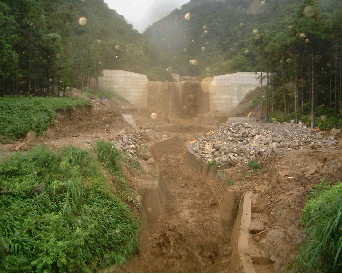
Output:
[{"xmin": 113, "ymin": 129, "xmax": 145, "ymax": 159}]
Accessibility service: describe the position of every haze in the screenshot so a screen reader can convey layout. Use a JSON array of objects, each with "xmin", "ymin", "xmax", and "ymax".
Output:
[{"xmin": 104, "ymin": 0, "xmax": 189, "ymax": 32}]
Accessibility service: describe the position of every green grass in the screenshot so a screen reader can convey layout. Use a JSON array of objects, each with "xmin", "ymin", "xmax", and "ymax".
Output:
[
  {"xmin": 94, "ymin": 141, "xmax": 137, "ymax": 204},
  {"xmin": 208, "ymin": 160, "xmax": 219, "ymax": 169},
  {"xmin": 248, "ymin": 160, "xmax": 262, "ymax": 171},
  {"xmin": 0, "ymin": 145, "xmax": 138, "ymax": 272},
  {"xmin": 294, "ymin": 182, "xmax": 342, "ymax": 272},
  {"xmin": 95, "ymin": 141, "xmax": 123, "ymax": 175},
  {"xmin": 226, "ymin": 179, "xmax": 235, "ymax": 186},
  {"xmin": 0, "ymin": 96, "xmax": 89, "ymax": 142}
]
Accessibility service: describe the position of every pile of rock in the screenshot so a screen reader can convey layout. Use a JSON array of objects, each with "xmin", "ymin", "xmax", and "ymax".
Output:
[
  {"xmin": 113, "ymin": 130, "xmax": 145, "ymax": 158},
  {"xmin": 189, "ymin": 121, "xmax": 337, "ymax": 167}
]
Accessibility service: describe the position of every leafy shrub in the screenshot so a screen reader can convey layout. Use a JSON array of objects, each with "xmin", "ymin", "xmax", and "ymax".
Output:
[
  {"xmin": 317, "ymin": 116, "xmax": 342, "ymax": 130},
  {"xmin": 270, "ymin": 111, "xmax": 298, "ymax": 123},
  {"xmin": 0, "ymin": 146, "xmax": 138, "ymax": 272},
  {"xmin": 269, "ymin": 110, "xmax": 342, "ymax": 130},
  {"xmin": 0, "ymin": 96, "xmax": 89, "ymax": 141},
  {"xmin": 295, "ymin": 183, "xmax": 342, "ymax": 272},
  {"xmin": 248, "ymin": 160, "xmax": 262, "ymax": 170}
]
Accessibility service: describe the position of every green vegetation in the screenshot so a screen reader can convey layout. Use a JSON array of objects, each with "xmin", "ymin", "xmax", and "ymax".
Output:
[
  {"xmin": 270, "ymin": 109, "xmax": 342, "ymax": 129},
  {"xmin": 226, "ymin": 179, "xmax": 235, "ymax": 186},
  {"xmin": 0, "ymin": 96, "xmax": 89, "ymax": 142},
  {"xmin": 295, "ymin": 183, "xmax": 342, "ymax": 272},
  {"xmin": 0, "ymin": 0, "xmax": 169, "ymax": 96},
  {"xmin": 95, "ymin": 141, "xmax": 136, "ymax": 203},
  {"xmin": 246, "ymin": 0, "xmax": 342, "ymax": 127},
  {"xmin": 146, "ymin": 0, "xmax": 300, "ymax": 76},
  {"xmin": 0, "ymin": 145, "xmax": 138, "ymax": 272},
  {"xmin": 147, "ymin": 0, "xmax": 342, "ymax": 126},
  {"xmin": 208, "ymin": 160, "xmax": 219, "ymax": 169},
  {"xmin": 248, "ymin": 160, "xmax": 262, "ymax": 171},
  {"xmin": 95, "ymin": 141, "xmax": 123, "ymax": 176}
]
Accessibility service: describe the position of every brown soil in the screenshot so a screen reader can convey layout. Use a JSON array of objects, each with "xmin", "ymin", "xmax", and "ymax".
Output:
[
  {"xmin": 1, "ymin": 97, "xmax": 341, "ymax": 273},
  {"xmin": 111, "ymin": 136, "xmax": 233, "ymax": 273},
  {"xmin": 224, "ymin": 147, "xmax": 342, "ymax": 272}
]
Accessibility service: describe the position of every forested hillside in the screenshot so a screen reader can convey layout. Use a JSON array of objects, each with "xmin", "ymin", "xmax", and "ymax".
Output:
[
  {"xmin": 0, "ymin": 0, "xmax": 167, "ymax": 96},
  {"xmin": 146, "ymin": 0, "xmax": 342, "ymax": 128},
  {"xmin": 145, "ymin": 0, "xmax": 296, "ymax": 75}
]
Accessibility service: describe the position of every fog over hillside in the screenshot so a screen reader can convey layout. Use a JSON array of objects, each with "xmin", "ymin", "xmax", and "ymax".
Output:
[{"xmin": 104, "ymin": 0, "xmax": 189, "ymax": 32}]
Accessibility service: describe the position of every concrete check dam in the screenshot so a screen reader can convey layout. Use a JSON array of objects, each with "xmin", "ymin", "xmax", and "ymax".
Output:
[{"xmin": 98, "ymin": 70, "xmax": 263, "ymax": 118}]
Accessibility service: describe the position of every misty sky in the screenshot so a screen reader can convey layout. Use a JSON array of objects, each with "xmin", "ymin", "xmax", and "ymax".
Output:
[{"xmin": 104, "ymin": 0, "xmax": 189, "ymax": 32}]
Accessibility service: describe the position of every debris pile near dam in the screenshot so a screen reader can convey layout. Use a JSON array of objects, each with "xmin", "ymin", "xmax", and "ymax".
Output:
[{"xmin": 190, "ymin": 121, "xmax": 337, "ymax": 167}]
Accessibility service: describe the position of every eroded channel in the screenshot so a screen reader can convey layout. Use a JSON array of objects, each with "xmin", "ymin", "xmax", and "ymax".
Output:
[{"xmin": 113, "ymin": 135, "xmax": 243, "ymax": 272}]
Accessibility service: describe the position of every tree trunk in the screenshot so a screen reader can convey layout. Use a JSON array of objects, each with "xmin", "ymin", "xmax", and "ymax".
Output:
[
  {"xmin": 335, "ymin": 54, "xmax": 338, "ymax": 112},
  {"xmin": 310, "ymin": 52, "xmax": 315, "ymax": 129},
  {"xmin": 295, "ymin": 75, "xmax": 298, "ymax": 123},
  {"xmin": 260, "ymin": 72, "xmax": 263, "ymax": 88},
  {"xmin": 266, "ymin": 72, "xmax": 270, "ymax": 121},
  {"xmin": 339, "ymin": 55, "xmax": 342, "ymax": 113}
]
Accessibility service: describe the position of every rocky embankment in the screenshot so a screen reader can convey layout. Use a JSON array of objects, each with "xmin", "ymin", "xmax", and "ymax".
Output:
[{"xmin": 190, "ymin": 120, "xmax": 338, "ymax": 167}]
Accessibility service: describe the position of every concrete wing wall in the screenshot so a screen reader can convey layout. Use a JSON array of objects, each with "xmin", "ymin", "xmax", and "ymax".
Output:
[
  {"xmin": 205, "ymin": 72, "xmax": 262, "ymax": 114},
  {"xmin": 98, "ymin": 70, "xmax": 148, "ymax": 108}
]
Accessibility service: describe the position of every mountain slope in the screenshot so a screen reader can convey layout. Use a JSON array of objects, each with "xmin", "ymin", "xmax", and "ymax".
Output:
[{"xmin": 145, "ymin": 0, "xmax": 337, "ymax": 76}]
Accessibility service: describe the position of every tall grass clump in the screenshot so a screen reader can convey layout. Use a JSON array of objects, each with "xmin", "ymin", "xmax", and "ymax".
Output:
[
  {"xmin": 95, "ymin": 141, "xmax": 123, "ymax": 175},
  {"xmin": 94, "ymin": 141, "xmax": 135, "ymax": 202},
  {"xmin": 0, "ymin": 146, "xmax": 138, "ymax": 272},
  {"xmin": 295, "ymin": 183, "xmax": 342, "ymax": 272}
]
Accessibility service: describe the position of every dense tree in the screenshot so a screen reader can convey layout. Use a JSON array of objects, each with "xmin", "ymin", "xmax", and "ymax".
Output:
[
  {"xmin": 247, "ymin": 0, "xmax": 342, "ymax": 127},
  {"xmin": 0, "ymin": 0, "xmax": 168, "ymax": 96}
]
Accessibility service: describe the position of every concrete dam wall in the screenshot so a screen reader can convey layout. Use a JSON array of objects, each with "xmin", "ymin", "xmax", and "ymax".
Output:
[
  {"xmin": 98, "ymin": 70, "xmax": 148, "ymax": 108},
  {"xmin": 98, "ymin": 70, "xmax": 261, "ymax": 115},
  {"xmin": 203, "ymin": 72, "xmax": 262, "ymax": 114}
]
